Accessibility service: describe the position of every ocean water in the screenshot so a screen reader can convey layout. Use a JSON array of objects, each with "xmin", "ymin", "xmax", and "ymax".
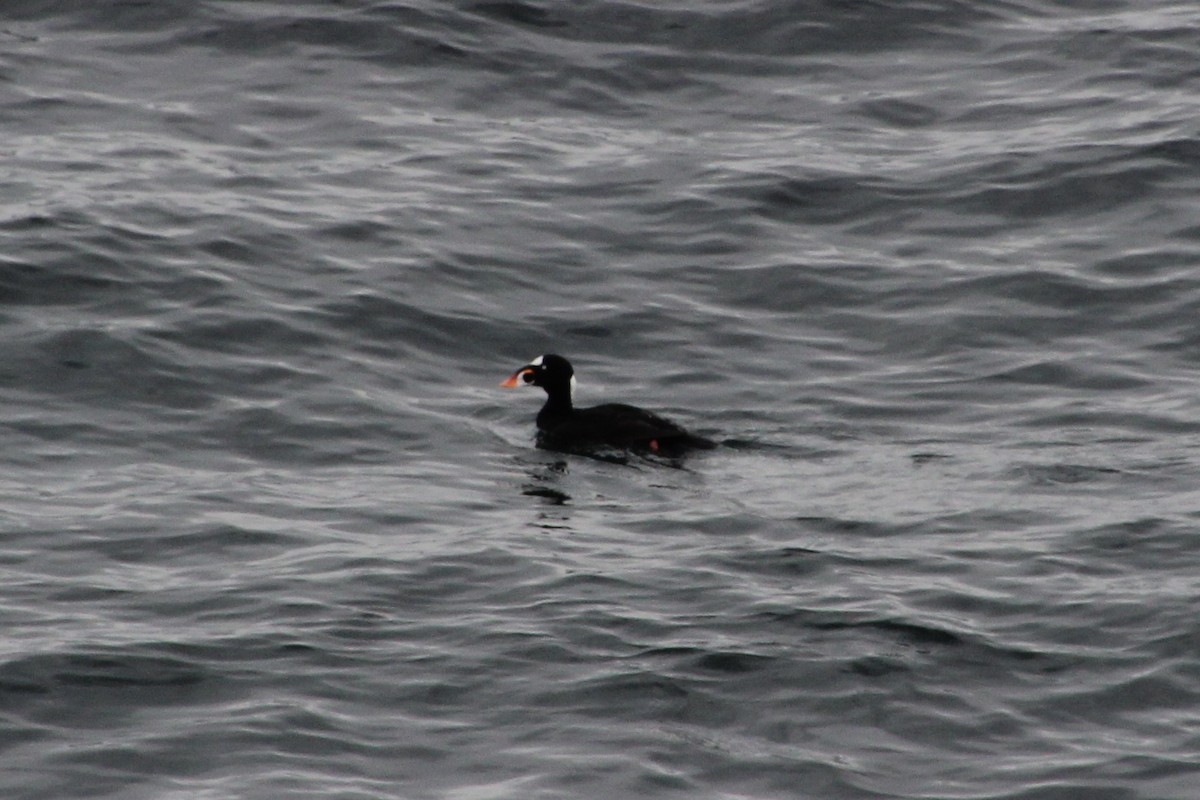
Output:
[{"xmin": 2, "ymin": 1, "xmax": 1200, "ymax": 797}]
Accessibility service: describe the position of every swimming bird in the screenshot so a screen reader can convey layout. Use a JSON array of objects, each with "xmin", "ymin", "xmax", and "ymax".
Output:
[{"xmin": 500, "ymin": 354, "xmax": 714, "ymax": 456}]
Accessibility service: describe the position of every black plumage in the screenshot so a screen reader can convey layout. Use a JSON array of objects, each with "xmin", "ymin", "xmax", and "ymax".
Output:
[{"xmin": 501, "ymin": 354, "xmax": 714, "ymax": 455}]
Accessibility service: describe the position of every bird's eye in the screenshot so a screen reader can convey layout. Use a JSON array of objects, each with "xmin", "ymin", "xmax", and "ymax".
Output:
[{"xmin": 522, "ymin": 370, "xmax": 535, "ymax": 383}]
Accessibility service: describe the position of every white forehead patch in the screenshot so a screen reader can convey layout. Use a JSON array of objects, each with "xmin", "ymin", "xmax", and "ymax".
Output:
[
  {"xmin": 570, "ymin": 374, "xmax": 576, "ymax": 401},
  {"xmin": 529, "ymin": 355, "xmax": 544, "ymax": 366}
]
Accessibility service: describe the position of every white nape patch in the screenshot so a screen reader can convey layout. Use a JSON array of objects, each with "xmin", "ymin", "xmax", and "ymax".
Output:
[
  {"xmin": 529, "ymin": 355, "xmax": 544, "ymax": 366},
  {"xmin": 570, "ymin": 374, "xmax": 576, "ymax": 402}
]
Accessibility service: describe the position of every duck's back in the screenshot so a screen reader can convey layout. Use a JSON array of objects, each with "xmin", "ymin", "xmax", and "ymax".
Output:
[{"xmin": 539, "ymin": 402, "xmax": 714, "ymax": 452}]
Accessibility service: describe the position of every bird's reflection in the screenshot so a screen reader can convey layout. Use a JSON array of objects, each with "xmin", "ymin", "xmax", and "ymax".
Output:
[{"xmin": 519, "ymin": 458, "xmax": 573, "ymax": 529}]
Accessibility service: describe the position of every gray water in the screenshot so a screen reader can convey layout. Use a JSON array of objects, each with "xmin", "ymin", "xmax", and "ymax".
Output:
[{"xmin": 2, "ymin": 2, "xmax": 1200, "ymax": 798}]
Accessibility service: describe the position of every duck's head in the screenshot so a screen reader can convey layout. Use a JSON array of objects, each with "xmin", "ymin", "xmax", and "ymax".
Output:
[{"xmin": 500, "ymin": 354, "xmax": 575, "ymax": 399}]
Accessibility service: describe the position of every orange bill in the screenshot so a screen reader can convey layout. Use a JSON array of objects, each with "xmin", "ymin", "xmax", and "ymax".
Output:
[{"xmin": 500, "ymin": 369, "xmax": 530, "ymax": 388}]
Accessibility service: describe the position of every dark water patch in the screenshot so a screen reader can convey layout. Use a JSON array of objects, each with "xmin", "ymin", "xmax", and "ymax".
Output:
[
  {"xmin": 542, "ymin": 670, "xmax": 691, "ymax": 720},
  {"xmin": 1068, "ymin": 517, "xmax": 1200, "ymax": 573},
  {"xmin": 935, "ymin": 268, "xmax": 1184, "ymax": 322},
  {"xmin": 945, "ymin": 152, "xmax": 1177, "ymax": 221},
  {"xmin": 755, "ymin": 608, "xmax": 1066, "ymax": 666},
  {"xmin": 45, "ymin": 585, "xmax": 135, "ymax": 605},
  {"xmin": 32, "ymin": 703, "xmax": 422, "ymax": 800},
  {"xmin": 632, "ymin": 645, "xmax": 702, "ymax": 661},
  {"xmin": 693, "ymin": 650, "xmax": 775, "ymax": 675},
  {"xmin": 13, "ymin": 327, "xmax": 216, "ymax": 412},
  {"xmin": 910, "ymin": 451, "xmax": 954, "ymax": 466},
  {"xmin": 742, "ymin": 175, "xmax": 902, "ymax": 227},
  {"xmin": 857, "ymin": 97, "xmax": 942, "ymax": 129},
  {"xmin": 317, "ymin": 218, "xmax": 397, "ymax": 244},
  {"xmin": 0, "ymin": 257, "xmax": 117, "ymax": 305},
  {"xmin": 828, "ymin": 617, "xmax": 1078, "ymax": 684},
  {"xmin": 719, "ymin": 546, "xmax": 829, "ymax": 580},
  {"xmin": 147, "ymin": 312, "xmax": 325, "ymax": 358},
  {"xmin": 522, "ymin": 484, "xmax": 571, "ymax": 504},
  {"xmin": 0, "ymin": 650, "xmax": 207, "ymax": 701},
  {"xmin": 632, "ymin": 646, "xmax": 781, "ymax": 678},
  {"xmin": 1015, "ymin": 409, "xmax": 1200, "ymax": 436},
  {"xmin": 565, "ymin": 0, "xmax": 1000, "ymax": 56},
  {"xmin": 2, "ymin": 213, "xmax": 231, "ymax": 316},
  {"xmin": 199, "ymin": 236, "xmax": 258, "ymax": 264},
  {"xmin": 381, "ymin": 546, "xmax": 561, "ymax": 614},
  {"xmin": 1, "ymin": 0, "xmax": 205, "ymax": 31},
  {"xmin": 92, "ymin": 524, "xmax": 303, "ymax": 566},
  {"xmin": 470, "ymin": 1, "xmax": 567, "ymax": 29},
  {"xmin": 922, "ymin": 507, "xmax": 1063, "ymax": 536},
  {"xmin": 0, "ymin": 25, "xmax": 38, "ymax": 43},
  {"xmin": 172, "ymin": 4, "xmax": 484, "ymax": 70},
  {"xmin": 823, "ymin": 618, "xmax": 966, "ymax": 648},
  {"xmin": 715, "ymin": 437, "xmax": 845, "ymax": 462},
  {"xmin": 212, "ymin": 403, "xmax": 406, "ymax": 465},
  {"xmin": 985, "ymin": 360, "xmax": 1151, "ymax": 391},
  {"xmin": 0, "ymin": 213, "xmax": 74, "ymax": 232},
  {"xmin": 848, "ymin": 656, "xmax": 909, "ymax": 678},
  {"xmin": 707, "ymin": 259, "xmax": 897, "ymax": 315},
  {"xmin": 1092, "ymin": 248, "xmax": 1200, "ymax": 279},
  {"xmin": 755, "ymin": 608, "xmax": 964, "ymax": 646},
  {"xmin": 191, "ymin": 227, "xmax": 320, "ymax": 283},
  {"xmin": 312, "ymin": 291, "xmax": 513, "ymax": 362},
  {"xmin": 1138, "ymin": 135, "xmax": 1200, "ymax": 169},
  {"xmin": 1073, "ymin": 516, "xmax": 1168, "ymax": 551},
  {"xmin": 794, "ymin": 515, "xmax": 915, "ymax": 538},
  {"xmin": 1042, "ymin": 668, "xmax": 1200, "ymax": 721},
  {"xmin": 1011, "ymin": 462, "xmax": 1123, "ymax": 487}
]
